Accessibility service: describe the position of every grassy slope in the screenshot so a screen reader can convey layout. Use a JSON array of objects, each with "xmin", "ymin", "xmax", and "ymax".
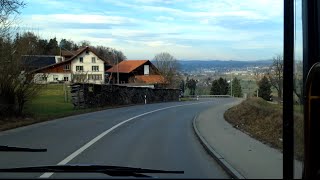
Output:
[
  {"xmin": 0, "ymin": 84, "xmax": 125, "ymax": 131},
  {"xmin": 24, "ymin": 84, "xmax": 74, "ymax": 119},
  {"xmin": 224, "ymin": 97, "xmax": 303, "ymax": 160},
  {"xmin": 1, "ymin": 84, "xmax": 173, "ymax": 131}
]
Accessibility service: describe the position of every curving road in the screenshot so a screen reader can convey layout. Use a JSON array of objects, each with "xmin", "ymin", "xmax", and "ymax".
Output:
[{"xmin": 0, "ymin": 98, "xmax": 236, "ymax": 179}]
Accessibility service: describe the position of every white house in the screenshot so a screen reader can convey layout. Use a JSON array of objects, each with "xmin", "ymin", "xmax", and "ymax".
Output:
[{"xmin": 27, "ymin": 46, "xmax": 110, "ymax": 84}]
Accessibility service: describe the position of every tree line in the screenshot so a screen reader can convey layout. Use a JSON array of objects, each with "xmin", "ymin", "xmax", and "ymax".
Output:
[
  {"xmin": 178, "ymin": 54, "xmax": 292, "ymax": 103},
  {"xmin": 0, "ymin": 0, "xmax": 129, "ymax": 117},
  {"xmin": 179, "ymin": 76, "xmax": 243, "ymax": 97},
  {"xmin": 13, "ymin": 32, "xmax": 127, "ymax": 65}
]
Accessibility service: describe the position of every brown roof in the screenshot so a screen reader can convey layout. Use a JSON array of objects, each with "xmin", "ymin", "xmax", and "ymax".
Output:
[
  {"xmin": 107, "ymin": 60, "xmax": 149, "ymax": 73},
  {"xmin": 61, "ymin": 50, "xmax": 79, "ymax": 57},
  {"xmin": 134, "ymin": 75, "xmax": 166, "ymax": 84}
]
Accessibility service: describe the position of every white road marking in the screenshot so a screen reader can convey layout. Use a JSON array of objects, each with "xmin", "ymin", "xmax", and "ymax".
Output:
[{"xmin": 39, "ymin": 101, "xmax": 210, "ymax": 178}]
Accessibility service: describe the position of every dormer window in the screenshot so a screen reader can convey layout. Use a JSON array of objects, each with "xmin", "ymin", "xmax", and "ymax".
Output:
[{"xmin": 144, "ymin": 65, "xmax": 149, "ymax": 75}]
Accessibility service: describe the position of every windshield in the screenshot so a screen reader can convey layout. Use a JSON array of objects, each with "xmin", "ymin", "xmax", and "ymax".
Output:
[{"xmin": 0, "ymin": 0, "xmax": 304, "ymax": 179}]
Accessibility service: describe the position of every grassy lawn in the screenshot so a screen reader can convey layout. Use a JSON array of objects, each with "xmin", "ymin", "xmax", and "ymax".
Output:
[
  {"xmin": 24, "ymin": 84, "xmax": 74, "ymax": 119},
  {"xmin": 224, "ymin": 97, "xmax": 304, "ymax": 160},
  {"xmin": 1, "ymin": 83, "xmax": 177, "ymax": 131},
  {"xmin": 0, "ymin": 84, "xmax": 128, "ymax": 131},
  {"xmin": 180, "ymin": 97, "xmax": 196, "ymax": 101}
]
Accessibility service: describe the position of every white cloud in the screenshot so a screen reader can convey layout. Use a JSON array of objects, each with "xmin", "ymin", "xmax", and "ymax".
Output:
[
  {"xmin": 200, "ymin": 19, "xmax": 209, "ymax": 25},
  {"xmin": 29, "ymin": 14, "xmax": 137, "ymax": 25},
  {"xmin": 231, "ymin": 41, "xmax": 282, "ymax": 50},
  {"xmin": 134, "ymin": 0, "xmax": 180, "ymax": 4},
  {"xmin": 20, "ymin": 0, "xmax": 285, "ymax": 60},
  {"xmin": 155, "ymin": 16, "xmax": 174, "ymax": 21},
  {"xmin": 108, "ymin": 0, "xmax": 282, "ymax": 22},
  {"xmin": 186, "ymin": 0, "xmax": 283, "ymax": 20},
  {"xmin": 111, "ymin": 29, "xmax": 153, "ymax": 38}
]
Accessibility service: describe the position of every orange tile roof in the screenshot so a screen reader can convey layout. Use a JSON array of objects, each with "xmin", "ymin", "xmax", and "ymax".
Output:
[
  {"xmin": 134, "ymin": 75, "xmax": 166, "ymax": 84},
  {"xmin": 107, "ymin": 60, "xmax": 149, "ymax": 73}
]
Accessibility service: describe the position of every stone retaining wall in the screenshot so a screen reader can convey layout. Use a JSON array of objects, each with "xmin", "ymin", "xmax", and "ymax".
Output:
[{"xmin": 71, "ymin": 83, "xmax": 180, "ymax": 108}]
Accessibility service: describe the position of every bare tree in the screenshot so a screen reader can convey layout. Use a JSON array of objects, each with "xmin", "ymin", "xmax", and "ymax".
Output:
[
  {"xmin": 153, "ymin": 52, "xmax": 180, "ymax": 88},
  {"xmin": 0, "ymin": 1, "xmax": 43, "ymax": 116},
  {"xmin": 71, "ymin": 71, "xmax": 89, "ymax": 83},
  {"xmin": 0, "ymin": 38, "xmax": 42, "ymax": 116},
  {"xmin": 79, "ymin": 40, "xmax": 91, "ymax": 47},
  {"xmin": 267, "ymin": 55, "xmax": 284, "ymax": 99},
  {"xmin": 0, "ymin": 0, "xmax": 25, "ymax": 36},
  {"xmin": 91, "ymin": 46, "xmax": 126, "ymax": 65},
  {"xmin": 253, "ymin": 69, "xmax": 265, "ymax": 86},
  {"xmin": 294, "ymin": 60, "xmax": 303, "ymax": 104}
]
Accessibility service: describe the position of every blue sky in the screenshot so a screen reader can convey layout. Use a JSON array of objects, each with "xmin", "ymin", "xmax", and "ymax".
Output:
[{"xmin": 18, "ymin": 0, "xmax": 302, "ymax": 60}]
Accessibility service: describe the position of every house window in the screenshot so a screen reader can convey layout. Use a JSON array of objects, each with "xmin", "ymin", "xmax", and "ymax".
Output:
[
  {"xmin": 73, "ymin": 74, "xmax": 87, "ymax": 81},
  {"xmin": 144, "ymin": 65, "xmax": 149, "ymax": 75},
  {"xmin": 76, "ymin": 66, "xmax": 83, "ymax": 71},
  {"xmin": 53, "ymin": 75, "xmax": 58, "ymax": 81},
  {"xmin": 86, "ymin": 50, "xmax": 89, "ymax": 55},
  {"xmin": 92, "ymin": 66, "xmax": 99, "ymax": 72},
  {"xmin": 41, "ymin": 76, "xmax": 47, "ymax": 81},
  {"xmin": 88, "ymin": 74, "xmax": 102, "ymax": 80},
  {"xmin": 64, "ymin": 76, "xmax": 69, "ymax": 81},
  {"xmin": 64, "ymin": 64, "xmax": 70, "ymax": 70},
  {"xmin": 92, "ymin": 57, "xmax": 96, "ymax": 63},
  {"xmin": 79, "ymin": 57, "xmax": 83, "ymax": 63}
]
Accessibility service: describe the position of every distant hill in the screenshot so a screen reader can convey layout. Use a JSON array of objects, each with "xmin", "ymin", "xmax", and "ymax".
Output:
[{"xmin": 176, "ymin": 60, "xmax": 273, "ymax": 72}]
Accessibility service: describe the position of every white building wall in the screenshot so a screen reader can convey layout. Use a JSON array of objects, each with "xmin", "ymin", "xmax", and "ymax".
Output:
[
  {"xmin": 71, "ymin": 51, "xmax": 105, "ymax": 84},
  {"xmin": 34, "ymin": 73, "xmax": 71, "ymax": 84},
  {"xmin": 33, "ymin": 50, "xmax": 105, "ymax": 84}
]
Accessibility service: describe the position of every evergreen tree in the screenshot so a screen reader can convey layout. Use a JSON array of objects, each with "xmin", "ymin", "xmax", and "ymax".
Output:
[
  {"xmin": 218, "ymin": 77, "xmax": 228, "ymax": 95},
  {"xmin": 210, "ymin": 80, "xmax": 220, "ymax": 95},
  {"xmin": 59, "ymin": 39, "xmax": 76, "ymax": 51},
  {"xmin": 46, "ymin": 37, "xmax": 59, "ymax": 55},
  {"xmin": 186, "ymin": 78, "xmax": 197, "ymax": 95},
  {"xmin": 258, "ymin": 76, "xmax": 272, "ymax": 101},
  {"xmin": 232, "ymin": 77, "xmax": 242, "ymax": 97},
  {"xmin": 179, "ymin": 80, "xmax": 185, "ymax": 94},
  {"xmin": 210, "ymin": 77, "xmax": 229, "ymax": 95}
]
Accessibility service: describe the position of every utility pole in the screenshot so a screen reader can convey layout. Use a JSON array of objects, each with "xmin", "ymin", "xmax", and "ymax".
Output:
[
  {"xmin": 113, "ymin": 51, "xmax": 119, "ymax": 84},
  {"xmin": 117, "ymin": 56, "xmax": 119, "ymax": 84},
  {"xmin": 230, "ymin": 73, "xmax": 233, "ymax": 97}
]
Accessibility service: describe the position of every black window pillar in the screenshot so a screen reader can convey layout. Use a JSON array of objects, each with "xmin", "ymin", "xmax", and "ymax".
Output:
[
  {"xmin": 302, "ymin": 0, "xmax": 320, "ymax": 179},
  {"xmin": 283, "ymin": 0, "xmax": 294, "ymax": 179}
]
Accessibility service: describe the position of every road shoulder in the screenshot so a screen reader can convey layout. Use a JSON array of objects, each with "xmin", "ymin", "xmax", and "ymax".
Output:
[{"xmin": 193, "ymin": 99, "xmax": 286, "ymax": 179}]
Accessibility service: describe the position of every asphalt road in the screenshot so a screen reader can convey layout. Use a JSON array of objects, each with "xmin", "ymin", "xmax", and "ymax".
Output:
[{"xmin": 0, "ymin": 98, "xmax": 236, "ymax": 179}]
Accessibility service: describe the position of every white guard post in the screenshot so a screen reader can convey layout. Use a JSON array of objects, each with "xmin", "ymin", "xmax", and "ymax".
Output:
[{"xmin": 144, "ymin": 95, "xmax": 147, "ymax": 104}]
